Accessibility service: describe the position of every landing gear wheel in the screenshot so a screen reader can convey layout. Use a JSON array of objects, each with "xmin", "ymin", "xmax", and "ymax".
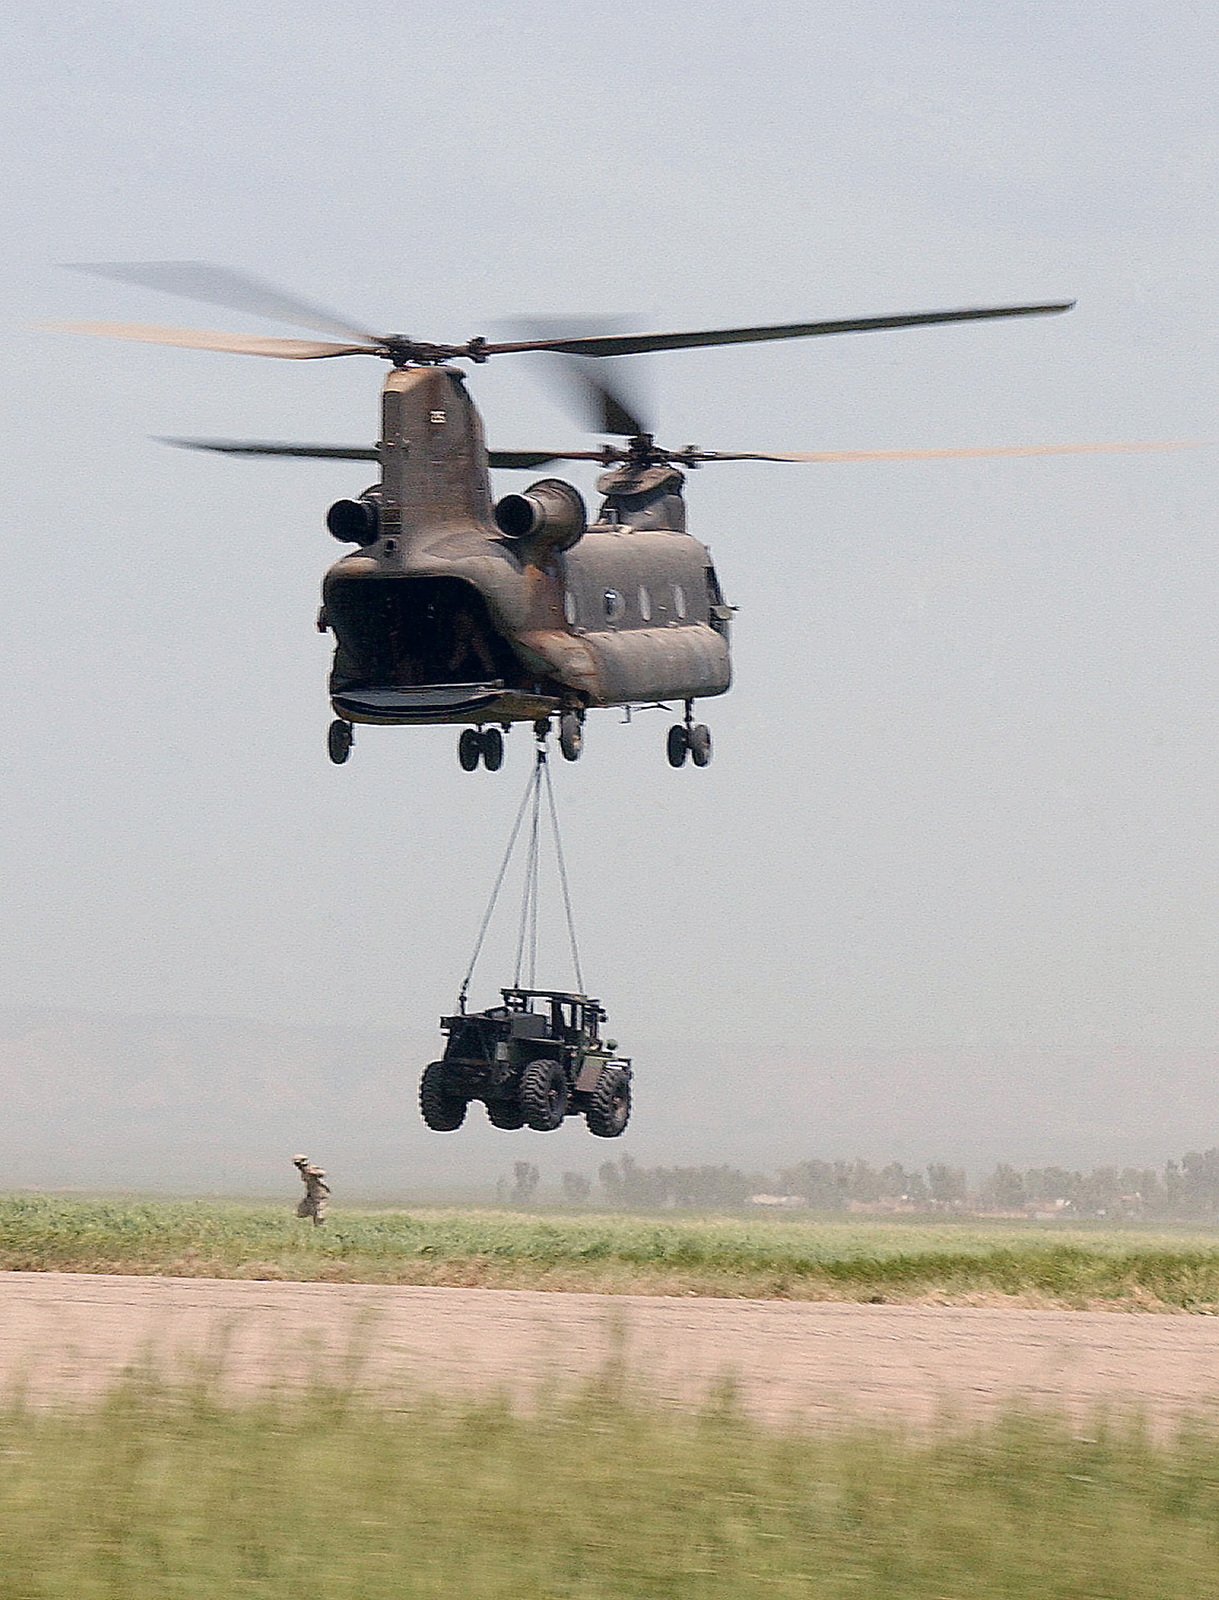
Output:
[
  {"xmin": 520, "ymin": 1059, "xmax": 569, "ymax": 1131},
  {"xmin": 419, "ymin": 1061, "xmax": 467, "ymax": 1131},
  {"xmin": 458, "ymin": 728, "xmax": 482, "ymax": 772},
  {"xmin": 689, "ymin": 723, "xmax": 712, "ymax": 767},
  {"xmin": 485, "ymin": 1101, "xmax": 527, "ymax": 1130},
  {"xmin": 585, "ymin": 1067, "xmax": 631, "ymax": 1138},
  {"xmin": 328, "ymin": 719, "xmax": 353, "ymax": 765},
  {"xmin": 666, "ymin": 724, "xmax": 689, "ymax": 768},
  {"xmin": 559, "ymin": 712, "xmax": 584, "ymax": 762},
  {"xmin": 481, "ymin": 727, "xmax": 504, "ymax": 771}
]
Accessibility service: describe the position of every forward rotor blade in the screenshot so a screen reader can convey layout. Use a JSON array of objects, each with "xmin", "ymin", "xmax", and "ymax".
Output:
[
  {"xmin": 164, "ymin": 438, "xmax": 379, "ymax": 459},
  {"xmin": 46, "ymin": 322, "xmax": 381, "ymax": 359},
  {"xmin": 557, "ymin": 366, "xmax": 649, "ymax": 437},
  {"xmin": 690, "ymin": 439, "xmax": 1208, "ymax": 464},
  {"xmin": 163, "ymin": 439, "xmax": 608, "ymax": 469},
  {"xmin": 65, "ymin": 261, "xmax": 380, "ymax": 342},
  {"xmin": 489, "ymin": 450, "xmax": 610, "ymax": 469},
  {"xmin": 499, "ymin": 316, "xmax": 653, "ymax": 436},
  {"xmin": 482, "ymin": 301, "xmax": 1075, "ymax": 359}
]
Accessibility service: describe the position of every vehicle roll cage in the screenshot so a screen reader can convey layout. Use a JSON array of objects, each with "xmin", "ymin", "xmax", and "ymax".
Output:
[{"xmin": 499, "ymin": 986, "xmax": 606, "ymax": 1040}]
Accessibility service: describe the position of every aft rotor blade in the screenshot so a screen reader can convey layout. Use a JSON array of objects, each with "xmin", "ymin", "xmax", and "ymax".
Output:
[
  {"xmin": 65, "ymin": 261, "xmax": 381, "ymax": 342},
  {"xmin": 164, "ymin": 438, "xmax": 379, "ymax": 459},
  {"xmin": 690, "ymin": 439, "xmax": 1208, "ymax": 464},
  {"xmin": 482, "ymin": 301, "xmax": 1075, "ymax": 359},
  {"xmin": 46, "ymin": 322, "xmax": 382, "ymax": 359}
]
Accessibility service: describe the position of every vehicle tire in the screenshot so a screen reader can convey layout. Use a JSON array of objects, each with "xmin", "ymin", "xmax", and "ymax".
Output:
[
  {"xmin": 689, "ymin": 723, "xmax": 712, "ymax": 767},
  {"xmin": 585, "ymin": 1066, "xmax": 631, "ymax": 1138},
  {"xmin": 559, "ymin": 711, "xmax": 584, "ymax": 762},
  {"xmin": 458, "ymin": 728, "xmax": 482, "ymax": 771},
  {"xmin": 485, "ymin": 1101, "xmax": 527, "ymax": 1129},
  {"xmin": 520, "ymin": 1058, "xmax": 569, "ymax": 1131},
  {"xmin": 419, "ymin": 1061, "xmax": 467, "ymax": 1131},
  {"xmin": 666, "ymin": 724, "xmax": 688, "ymax": 767},
  {"xmin": 328, "ymin": 719, "xmax": 353, "ymax": 764},
  {"xmin": 481, "ymin": 727, "xmax": 505, "ymax": 771}
]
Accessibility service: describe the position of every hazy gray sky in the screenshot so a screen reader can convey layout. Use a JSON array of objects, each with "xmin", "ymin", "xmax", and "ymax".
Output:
[{"xmin": 2, "ymin": 1, "xmax": 1217, "ymax": 1106}]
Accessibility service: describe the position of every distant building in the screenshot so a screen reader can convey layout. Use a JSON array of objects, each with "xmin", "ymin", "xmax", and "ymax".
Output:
[{"xmin": 749, "ymin": 1193, "xmax": 808, "ymax": 1210}]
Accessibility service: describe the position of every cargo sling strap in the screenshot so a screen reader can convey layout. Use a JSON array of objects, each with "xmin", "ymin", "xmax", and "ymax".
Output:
[{"xmin": 457, "ymin": 742, "xmax": 584, "ymax": 1013}]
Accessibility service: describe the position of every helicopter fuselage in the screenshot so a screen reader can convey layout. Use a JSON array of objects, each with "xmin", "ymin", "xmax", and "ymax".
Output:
[
  {"xmin": 320, "ymin": 365, "xmax": 731, "ymax": 732},
  {"xmin": 55, "ymin": 262, "xmax": 1084, "ymax": 769}
]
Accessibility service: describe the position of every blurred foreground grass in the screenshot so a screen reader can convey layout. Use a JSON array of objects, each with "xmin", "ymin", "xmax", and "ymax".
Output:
[
  {"xmin": 5, "ymin": 1194, "xmax": 1219, "ymax": 1306},
  {"xmin": 3, "ymin": 1371, "xmax": 1219, "ymax": 1598}
]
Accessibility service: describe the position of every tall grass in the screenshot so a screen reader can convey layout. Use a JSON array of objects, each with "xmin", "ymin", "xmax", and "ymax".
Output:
[
  {"xmin": 5, "ymin": 1194, "xmax": 1219, "ymax": 1304},
  {"xmin": 2, "ymin": 1372, "xmax": 1219, "ymax": 1597}
]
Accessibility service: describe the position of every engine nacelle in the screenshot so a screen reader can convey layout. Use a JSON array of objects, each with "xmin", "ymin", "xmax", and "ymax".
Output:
[
  {"xmin": 326, "ymin": 492, "xmax": 380, "ymax": 545},
  {"xmin": 494, "ymin": 478, "xmax": 586, "ymax": 556}
]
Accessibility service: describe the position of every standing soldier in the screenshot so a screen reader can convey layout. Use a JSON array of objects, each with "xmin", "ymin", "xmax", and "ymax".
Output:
[{"xmin": 292, "ymin": 1154, "xmax": 331, "ymax": 1226}]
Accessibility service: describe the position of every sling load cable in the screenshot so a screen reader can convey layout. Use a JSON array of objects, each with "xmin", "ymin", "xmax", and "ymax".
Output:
[
  {"xmin": 542, "ymin": 751, "xmax": 585, "ymax": 995},
  {"xmin": 456, "ymin": 757, "xmax": 534, "ymax": 1014},
  {"xmin": 457, "ymin": 741, "xmax": 585, "ymax": 1013},
  {"xmin": 513, "ymin": 748, "xmax": 543, "ymax": 988}
]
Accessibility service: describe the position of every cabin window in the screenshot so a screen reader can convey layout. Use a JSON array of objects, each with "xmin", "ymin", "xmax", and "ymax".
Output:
[
  {"xmin": 564, "ymin": 589, "xmax": 578, "ymax": 626},
  {"xmin": 673, "ymin": 583, "xmax": 687, "ymax": 619},
  {"xmin": 638, "ymin": 585, "xmax": 652, "ymax": 622},
  {"xmin": 706, "ymin": 564, "xmax": 731, "ymax": 639},
  {"xmin": 604, "ymin": 588, "xmax": 625, "ymax": 624}
]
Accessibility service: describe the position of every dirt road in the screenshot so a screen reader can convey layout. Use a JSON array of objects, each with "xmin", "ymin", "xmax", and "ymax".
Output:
[{"xmin": 3, "ymin": 1272, "xmax": 1218, "ymax": 1429}]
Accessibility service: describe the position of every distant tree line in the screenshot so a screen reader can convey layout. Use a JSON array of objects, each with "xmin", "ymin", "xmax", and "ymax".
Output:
[
  {"xmin": 597, "ymin": 1155, "xmax": 766, "ymax": 1210},
  {"xmin": 967, "ymin": 1152, "xmax": 1219, "ymax": 1219},
  {"xmin": 499, "ymin": 1149, "xmax": 1219, "ymax": 1220}
]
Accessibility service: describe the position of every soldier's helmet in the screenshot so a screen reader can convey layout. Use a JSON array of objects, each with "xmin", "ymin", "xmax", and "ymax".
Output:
[{"xmin": 292, "ymin": 1154, "xmax": 308, "ymax": 1166}]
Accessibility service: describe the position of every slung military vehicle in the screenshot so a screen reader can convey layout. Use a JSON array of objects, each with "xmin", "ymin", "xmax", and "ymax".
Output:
[
  {"xmin": 60, "ymin": 261, "xmax": 1170, "ymax": 771},
  {"xmin": 421, "ymin": 987, "xmax": 631, "ymax": 1136}
]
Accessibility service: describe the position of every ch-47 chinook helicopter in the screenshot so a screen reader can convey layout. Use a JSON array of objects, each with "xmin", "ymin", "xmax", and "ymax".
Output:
[{"xmin": 56, "ymin": 263, "xmax": 1183, "ymax": 771}]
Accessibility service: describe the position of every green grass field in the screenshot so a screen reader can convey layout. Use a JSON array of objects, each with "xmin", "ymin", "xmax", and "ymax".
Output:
[
  {"xmin": 6, "ymin": 1194, "xmax": 1219, "ymax": 1306},
  {"xmin": 3, "ymin": 1371, "xmax": 1219, "ymax": 1598}
]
